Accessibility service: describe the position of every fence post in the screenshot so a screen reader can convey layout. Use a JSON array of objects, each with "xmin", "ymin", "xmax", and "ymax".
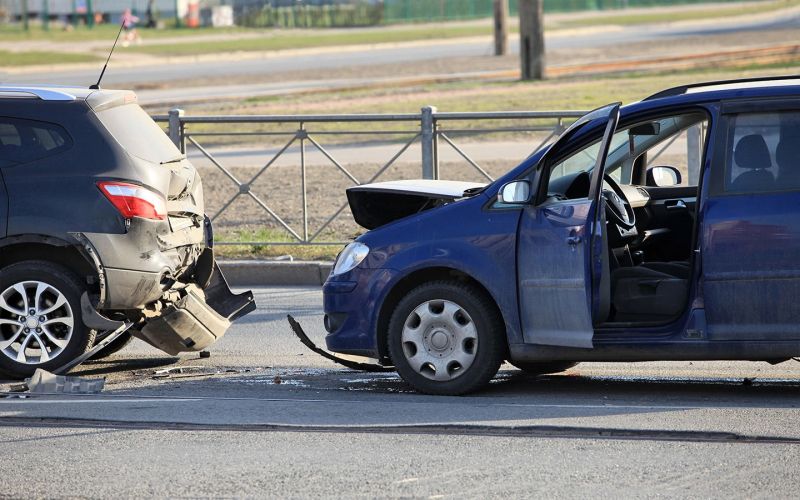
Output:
[
  {"xmin": 421, "ymin": 105, "xmax": 438, "ymax": 179},
  {"xmin": 168, "ymin": 108, "xmax": 185, "ymax": 153}
]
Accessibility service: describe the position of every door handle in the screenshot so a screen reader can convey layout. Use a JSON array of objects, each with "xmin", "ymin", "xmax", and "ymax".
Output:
[
  {"xmin": 665, "ymin": 199, "xmax": 687, "ymax": 211},
  {"xmin": 566, "ymin": 235, "xmax": 582, "ymax": 245}
]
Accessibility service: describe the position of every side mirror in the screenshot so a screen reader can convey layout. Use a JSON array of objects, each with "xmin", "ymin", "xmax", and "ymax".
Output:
[
  {"xmin": 646, "ymin": 166, "xmax": 682, "ymax": 187},
  {"xmin": 498, "ymin": 180, "xmax": 532, "ymax": 204}
]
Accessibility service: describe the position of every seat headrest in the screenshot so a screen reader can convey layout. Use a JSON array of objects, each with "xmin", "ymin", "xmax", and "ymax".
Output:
[{"xmin": 735, "ymin": 134, "xmax": 772, "ymax": 170}]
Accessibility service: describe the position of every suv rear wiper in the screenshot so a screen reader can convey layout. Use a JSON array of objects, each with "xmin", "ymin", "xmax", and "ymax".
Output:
[{"xmin": 160, "ymin": 156, "xmax": 186, "ymax": 165}]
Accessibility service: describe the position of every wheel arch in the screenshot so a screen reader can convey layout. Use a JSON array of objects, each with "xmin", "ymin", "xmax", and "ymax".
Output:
[
  {"xmin": 375, "ymin": 266, "xmax": 507, "ymax": 363},
  {"xmin": 0, "ymin": 235, "xmax": 99, "ymax": 292}
]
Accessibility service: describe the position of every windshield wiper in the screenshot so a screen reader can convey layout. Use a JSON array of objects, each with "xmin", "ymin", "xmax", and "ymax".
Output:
[{"xmin": 160, "ymin": 156, "xmax": 186, "ymax": 165}]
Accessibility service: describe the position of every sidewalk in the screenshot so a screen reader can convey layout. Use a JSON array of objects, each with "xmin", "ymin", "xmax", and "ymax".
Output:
[{"xmin": 219, "ymin": 260, "xmax": 332, "ymax": 287}]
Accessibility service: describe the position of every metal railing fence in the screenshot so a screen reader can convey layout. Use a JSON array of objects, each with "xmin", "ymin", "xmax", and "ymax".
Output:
[{"xmin": 154, "ymin": 107, "xmax": 586, "ymax": 246}]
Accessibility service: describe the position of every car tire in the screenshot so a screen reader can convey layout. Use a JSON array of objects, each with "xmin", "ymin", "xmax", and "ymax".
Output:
[
  {"xmin": 88, "ymin": 331, "xmax": 134, "ymax": 361},
  {"xmin": 0, "ymin": 261, "xmax": 95, "ymax": 379},
  {"xmin": 508, "ymin": 360, "xmax": 578, "ymax": 375},
  {"xmin": 387, "ymin": 281, "xmax": 505, "ymax": 396}
]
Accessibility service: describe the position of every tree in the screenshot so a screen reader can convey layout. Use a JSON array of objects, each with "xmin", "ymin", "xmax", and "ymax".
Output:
[
  {"xmin": 493, "ymin": 0, "xmax": 508, "ymax": 56},
  {"xmin": 519, "ymin": 0, "xmax": 545, "ymax": 80}
]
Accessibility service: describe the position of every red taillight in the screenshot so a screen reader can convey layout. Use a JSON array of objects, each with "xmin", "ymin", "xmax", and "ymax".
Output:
[{"xmin": 97, "ymin": 181, "xmax": 167, "ymax": 221}]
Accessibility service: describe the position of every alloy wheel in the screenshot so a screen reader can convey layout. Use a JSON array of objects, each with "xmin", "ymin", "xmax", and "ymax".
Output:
[{"xmin": 0, "ymin": 281, "xmax": 74, "ymax": 365}]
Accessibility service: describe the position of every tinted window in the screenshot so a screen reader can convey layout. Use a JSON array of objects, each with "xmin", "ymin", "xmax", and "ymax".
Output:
[
  {"xmin": 95, "ymin": 103, "xmax": 181, "ymax": 164},
  {"xmin": 725, "ymin": 111, "xmax": 800, "ymax": 193},
  {"xmin": 0, "ymin": 117, "xmax": 72, "ymax": 166}
]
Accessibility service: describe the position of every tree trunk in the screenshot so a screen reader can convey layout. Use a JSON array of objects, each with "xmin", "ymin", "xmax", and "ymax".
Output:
[
  {"xmin": 493, "ymin": 0, "xmax": 508, "ymax": 56},
  {"xmin": 519, "ymin": 0, "xmax": 545, "ymax": 80}
]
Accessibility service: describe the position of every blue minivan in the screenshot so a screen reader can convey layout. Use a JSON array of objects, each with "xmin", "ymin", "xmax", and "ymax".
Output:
[{"xmin": 322, "ymin": 76, "xmax": 800, "ymax": 395}]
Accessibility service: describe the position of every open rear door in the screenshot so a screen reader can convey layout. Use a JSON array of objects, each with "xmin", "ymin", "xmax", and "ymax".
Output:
[{"xmin": 517, "ymin": 104, "xmax": 620, "ymax": 348}]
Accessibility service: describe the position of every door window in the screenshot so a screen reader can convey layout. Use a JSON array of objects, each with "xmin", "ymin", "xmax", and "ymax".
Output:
[
  {"xmin": 0, "ymin": 117, "xmax": 72, "ymax": 167},
  {"xmin": 547, "ymin": 113, "xmax": 708, "ymax": 195},
  {"xmin": 724, "ymin": 111, "xmax": 800, "ymax": 193},
  {"xmin": 549, "ymin": 132, "xmax": 629, "ymax": 190},
  {"xmin": 644, "ymin": 119, "xmax": 708, "ymax": 187}
]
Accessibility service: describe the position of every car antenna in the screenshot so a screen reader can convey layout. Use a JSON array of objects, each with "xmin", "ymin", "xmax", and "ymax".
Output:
[{"xmin": 89, "ymin": 19, "xmax": 126, "ymax": 90}]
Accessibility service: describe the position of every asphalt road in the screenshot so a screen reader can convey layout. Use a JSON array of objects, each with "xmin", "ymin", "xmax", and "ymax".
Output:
[
  {"xmin": 3, "ymin": 9, "xmax": 799, "ymax": 96},
  {"xmin": 1, "ymin": 286, "xmax": 799, "ymax": 497}
]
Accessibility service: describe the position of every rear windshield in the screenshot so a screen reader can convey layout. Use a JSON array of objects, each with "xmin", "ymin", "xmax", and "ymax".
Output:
[{"xmin": 95, "ymin": 103, "xmax": 181, "ymax": 164}]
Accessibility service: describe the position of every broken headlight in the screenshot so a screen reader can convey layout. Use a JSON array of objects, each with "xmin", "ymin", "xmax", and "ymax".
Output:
[{"xmin": 332, "ymin": 242, "xmax": 369, "ymax": 276}]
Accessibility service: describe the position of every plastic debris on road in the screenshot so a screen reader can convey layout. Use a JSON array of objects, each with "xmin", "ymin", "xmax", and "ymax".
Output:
[{"xmin": 25, "ymin": 369, "xmax": 105, "ymax": 394}]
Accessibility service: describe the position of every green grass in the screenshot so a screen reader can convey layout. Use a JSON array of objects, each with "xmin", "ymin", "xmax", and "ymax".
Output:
[
  {"xmin": 214, "ymin": 228, "xmax": 344, "ymax": 261},
  {"xmin": 1, "ymin": 0, "xmax": 796, "ymax": 60},
  {"xmin": 0, "ymin": 23, "xmax": 249, "ymax": 42},
  {"xmin": 175, "ymin": 54, "xmax": 800, "ymax": 152},
  {"xmin": 553, "ymin": 0, "xmax": 800, "ymax": 28},
  {"xmin": 0, "ymin": 50, "xmax": 99, "ymax": 66},
  {"xmin": 129, "ymin": 24, "xmax": 491, "ymax": 56},
  {"xmin": 130, "ymin": 0, "xmax": 800, "ymax": 57},
  {"xmin": 238, "ymin": 57, "xmax": 800, "ymax": 113}
]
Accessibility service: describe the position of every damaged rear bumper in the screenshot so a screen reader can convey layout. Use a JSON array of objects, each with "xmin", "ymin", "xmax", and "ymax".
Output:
[
  {"xmin": 77, "ymin": 223, "xmax": 256, "ymax": 356},
  {"xmin": 136, "ymin": 261, "xmax": 256, "ymax": 355}
]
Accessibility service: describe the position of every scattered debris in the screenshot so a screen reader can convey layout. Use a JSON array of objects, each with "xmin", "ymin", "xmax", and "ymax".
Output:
[
  {"xmin": 53, "ymin": 321, "xmax": 133, "ymax": 375},
  {"xmin": 287, "ymin": 315, "xmax": 393, "ymax": 372},
  {"xmin": 152, "ymin": 365, "xmax": 208, "ymax": 379},
  {"xmin": 26, "ymin": 369, "xmax": 105, "ymax": 394},
  {"xmin": 273, "ymin": 375, "xmax": 282, "ymax": 384}
]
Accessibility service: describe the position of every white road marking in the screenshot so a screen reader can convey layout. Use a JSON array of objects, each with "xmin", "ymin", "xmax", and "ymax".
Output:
[
  {"xmin": 0, "ymin": 394, "xmax": 795, "ymax": 411},
  {"xmin": 0, "ymin": 398, "xmax": 201, "ymax": 404}
]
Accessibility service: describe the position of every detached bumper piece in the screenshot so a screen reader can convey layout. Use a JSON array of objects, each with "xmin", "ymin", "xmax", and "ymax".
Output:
[
  {"xmin": 287, "ymin": 315, "xmax": 392, "ymax": 372},
  {"xmin": 139, "ymin": 262, "xmax": 256, "ymax": 355}
]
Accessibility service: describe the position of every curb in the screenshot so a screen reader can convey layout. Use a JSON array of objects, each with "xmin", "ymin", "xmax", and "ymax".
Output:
[{"xmin": 218, "ymin": 260, "xmax": 332, "ymax": 287}]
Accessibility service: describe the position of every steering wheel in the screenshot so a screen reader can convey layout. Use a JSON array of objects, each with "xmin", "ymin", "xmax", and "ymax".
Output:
[{"xmin": 602, "ymin": 174, "xmax": 636, "ymax": 230}]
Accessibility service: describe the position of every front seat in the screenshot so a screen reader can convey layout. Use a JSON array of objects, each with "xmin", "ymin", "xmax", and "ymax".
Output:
[
  {"xmin": 729, "ymin": 134, "xmax": 775, "ymax": 192},
  {"xmin": 611, "ymin": 266, "xmax": 688, "ymax": 323}
]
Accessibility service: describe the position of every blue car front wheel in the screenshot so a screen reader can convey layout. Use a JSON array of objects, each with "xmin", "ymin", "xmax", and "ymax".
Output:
[{"xmin": 387, "ymin": 280, "xmax": 505, "ymax": 395}]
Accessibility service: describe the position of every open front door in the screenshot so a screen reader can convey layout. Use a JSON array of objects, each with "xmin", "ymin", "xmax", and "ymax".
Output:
[{"xmin": 518, "ymin": 104, "xmax": 620, "ymax": 348}]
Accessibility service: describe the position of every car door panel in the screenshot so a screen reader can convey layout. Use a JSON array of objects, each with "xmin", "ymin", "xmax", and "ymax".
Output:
[
  {"xmin": 703, "ymin": 193, "xmax": 800, "ymax": 340},
  {"xmin": 517, "ymin": 103, "xmax": 620, "ymax": 348},
  {"xmin": 703, "ymin": 106, "xmax": 800, "ymax": 341},
  {"xmin": 519, "ymin": 201, "xmax": 595, "ymax": 348}
]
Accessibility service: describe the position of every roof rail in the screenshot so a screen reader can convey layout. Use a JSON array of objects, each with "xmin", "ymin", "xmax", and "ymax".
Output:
[
  {"xmin": 0, "ymin": 87, "xmax": 77, "ymax": 101},
  {"xmin": 643, "ymin": 75, "xmax": 800, "ymax": 101}
]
